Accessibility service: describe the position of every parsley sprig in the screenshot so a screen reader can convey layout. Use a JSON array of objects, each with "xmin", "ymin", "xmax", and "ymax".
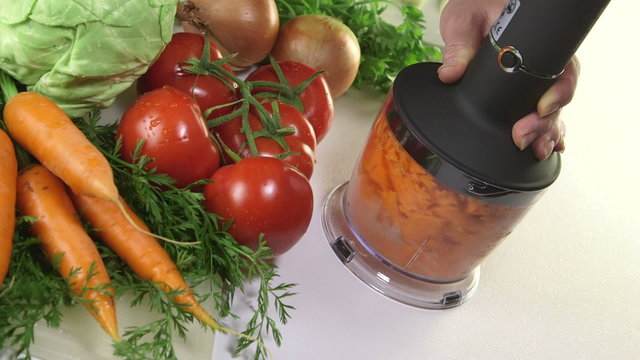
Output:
[{"xmin": 275, "ymin": 0, "xmax": 442, "ymax": 92}]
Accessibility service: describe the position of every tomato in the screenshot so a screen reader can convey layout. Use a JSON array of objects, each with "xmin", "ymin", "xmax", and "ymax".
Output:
[
  {"xmin": 251, "ymin": 136, "xmax": 315, "ymax": 180},
  {"xmin": 203, "ymin": 156, "xmax": 314, "ymax": 256},
  {"xmin": 117, "ymin": 86, "xmax": 221, "ymax": 188},
  {"xmin": 245, "ymin": 61, "xmax": 334, "ymax": 143},
  {"xmin": 214, "ymin": 102, "xmax": 316, "ymax": 178},
  {"xmin": 137, "ymin": 32, "xmax": 237, "ymax": 119}
]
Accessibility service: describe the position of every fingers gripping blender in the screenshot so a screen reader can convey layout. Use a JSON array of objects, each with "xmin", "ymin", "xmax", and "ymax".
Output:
[{"xmin": 322, "ymin": 0, "xmax": 610, "ymax": 309}]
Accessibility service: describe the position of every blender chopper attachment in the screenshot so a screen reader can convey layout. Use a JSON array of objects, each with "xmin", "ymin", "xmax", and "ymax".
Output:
[{"xmin": 322, "ymin": 0, "xmax": 610, "ymax": 309}]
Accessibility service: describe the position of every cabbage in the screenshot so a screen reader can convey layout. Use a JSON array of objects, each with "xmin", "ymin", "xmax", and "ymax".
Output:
[{"xmin": 0, "ymin": 0, "xmax": 177, "ymax": 117}]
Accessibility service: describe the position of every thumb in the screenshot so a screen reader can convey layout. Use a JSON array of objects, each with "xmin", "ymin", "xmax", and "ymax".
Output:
[
  {"xmin": 437, "ymin": 0, "xmax": 500, "ymax": 83},
  {"xmin": 437, "ymin": 43, "xmax": 476, "ymax": 83}
]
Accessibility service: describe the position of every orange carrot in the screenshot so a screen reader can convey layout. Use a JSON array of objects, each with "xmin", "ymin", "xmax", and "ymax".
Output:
[
  {"xmin": 68, "ymin": 193, "xmax": 268, "ymax": 353},
  {"xmin": 3, "ymin": 92, "xmax": 118, "ymax": 202},
  {"xmin": 70, "ymin": 193, "xmax": 220, "ymax": 329},
  {"xmin": 15, "ymin": 165, "xmax": 119, "ymax": 341},
  {"xmin": 2, "ymin": 91, "xmax": 185, "ymax": 246},
  {"xmin": 0, "ymin": 129, "xmax": 17, "ymax": 285}
]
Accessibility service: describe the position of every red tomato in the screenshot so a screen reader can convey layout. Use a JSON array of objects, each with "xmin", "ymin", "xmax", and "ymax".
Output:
[
  {"xmin": 137, "ymin": 32, "xmax": 237, "ymax": 119},
  {"xmin": 245, "ymin": 61, "xmax": 334, "ymax": 143},
  {"xmin": 117, "ymin": 86, "xmax": 221, "ymax": 188},
  {"xmin": 203, "ymin": 156, "xmax": 314, "ymax": 256},
  {"xmin": 215, "ymin": 102, "xmax": 316, "ymax": 179},
  {"xmin": 251, "ymin": 136, "xmax": 315, "ymax": 180}
]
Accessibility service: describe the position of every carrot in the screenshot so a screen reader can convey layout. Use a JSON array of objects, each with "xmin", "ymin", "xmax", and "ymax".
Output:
[
  {"xmin": 15, "ymin": 165, "xmax": 119, "ymax": 341},
  {"xmin": 69, "ymin": 193, "xmax": 267, "ymax": 353},
  {"xmin": 0, "ymin": 129, "xmax": 17, "ymax": 285},
  {"xmin": 3, "ymin": 92, "xmax": 118, "ymax": 202},
  {"xmin": 2, "ymin": 91, "xmax": 190, "ymax": 246},
  {"xmin": 70, "ymin": 193, "xmax": 219, "ymax": 327}
]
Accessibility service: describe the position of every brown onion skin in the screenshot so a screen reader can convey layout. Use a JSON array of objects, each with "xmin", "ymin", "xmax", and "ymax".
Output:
[
  {"xmin": 180, "ymin": 0, "xmax": 279, "ymax": 69},
  {"xmin": 271, "ymin": 14, "xmax": 361, "ymax": 99}
]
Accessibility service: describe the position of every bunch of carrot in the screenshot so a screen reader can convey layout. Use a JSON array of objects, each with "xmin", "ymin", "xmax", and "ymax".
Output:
[{"xmin": 0, "ymin": 75, "xmax": 245, "ymax": 346}]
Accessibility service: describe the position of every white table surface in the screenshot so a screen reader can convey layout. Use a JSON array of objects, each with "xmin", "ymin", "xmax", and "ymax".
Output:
[{"xmin": 212, "ymin": 1, "xmax": 640, "ymax": 359}]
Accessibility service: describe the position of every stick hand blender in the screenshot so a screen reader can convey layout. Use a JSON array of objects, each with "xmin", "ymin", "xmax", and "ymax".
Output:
[{"xmin": 322, "ymin": 0, "xmax": 611, "ymax": 309}]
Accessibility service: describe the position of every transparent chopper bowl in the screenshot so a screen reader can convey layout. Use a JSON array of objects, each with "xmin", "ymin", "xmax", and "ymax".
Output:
[
  {"xmin": 320, "ymin": 89, "xmax": 535, "ymax": 310},
  {"xmin": 322, "ymin": 181, "xmax": 480, "ymax": 309}
]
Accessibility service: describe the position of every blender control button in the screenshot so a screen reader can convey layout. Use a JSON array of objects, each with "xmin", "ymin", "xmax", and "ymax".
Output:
[
  {"xmin": 497, "ymin": 46, "xmax": 523, "ymax": 72},
  {"xmin": 501, "ymin": 51, "xmax": 519, "ymax": 68}
]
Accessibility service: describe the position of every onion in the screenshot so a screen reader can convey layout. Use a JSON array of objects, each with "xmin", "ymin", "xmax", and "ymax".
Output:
[
  {"xmin": 177, "ymin": 0, "xmax": 279, "ymax": 70},
  {"xmin": 271, "ymin": 14, "xmax": 361, "ymax": 99}
]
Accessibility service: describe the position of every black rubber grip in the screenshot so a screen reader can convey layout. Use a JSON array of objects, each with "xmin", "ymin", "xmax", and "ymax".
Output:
[
  {"xmin": 457, "ymin": 0, "xmax": 610, "ymax": 125},
  {"xmin": 495, "ymin": 0, "xmax": 610, "ymax": 76}
]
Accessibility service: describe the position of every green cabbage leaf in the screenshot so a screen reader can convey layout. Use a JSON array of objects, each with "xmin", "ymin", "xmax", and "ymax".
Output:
[{"xmin": 0, "ymin": 0, "xmax": 177, "ymax": 117}]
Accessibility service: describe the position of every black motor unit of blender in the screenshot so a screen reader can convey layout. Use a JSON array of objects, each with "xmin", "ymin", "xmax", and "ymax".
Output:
[
  {"xmin": 322, "ymin": 0, "xmax": 611, "ymax": 309},
  {"xmin": 395, "ymin": 0, "xmax": 610, "ymax": 191}
]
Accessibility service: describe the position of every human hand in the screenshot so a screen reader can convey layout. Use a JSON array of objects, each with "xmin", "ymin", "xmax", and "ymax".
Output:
[{"xmin": 437, "ymin": 0, "xmax": 580, "ymax": 160}]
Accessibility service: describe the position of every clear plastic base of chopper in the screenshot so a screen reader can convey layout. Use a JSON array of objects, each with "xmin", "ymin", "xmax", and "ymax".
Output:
[{"xmin": 322, "ymin": 182, "xmax": 481, "ymax": 309}]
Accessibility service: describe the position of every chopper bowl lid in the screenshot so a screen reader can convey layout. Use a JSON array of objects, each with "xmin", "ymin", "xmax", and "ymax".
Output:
[{"xmin": 392, "ymin": 62, "xmax": 561, "ymax": 192}]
